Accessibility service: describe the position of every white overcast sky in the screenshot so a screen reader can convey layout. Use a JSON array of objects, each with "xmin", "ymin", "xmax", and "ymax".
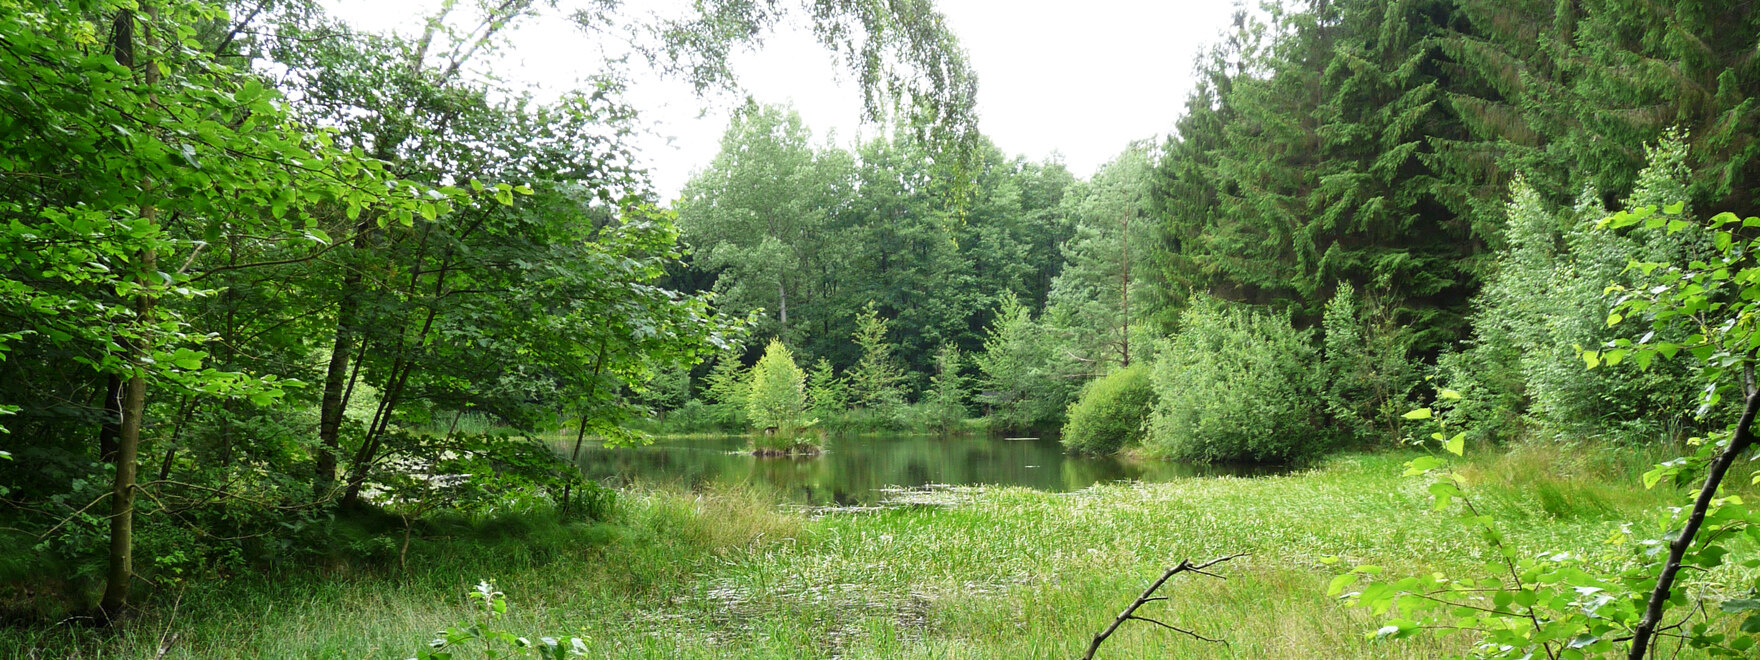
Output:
[{"xmin": 325, "ymin": 1, "xmax": 1239, "ymax": 200}]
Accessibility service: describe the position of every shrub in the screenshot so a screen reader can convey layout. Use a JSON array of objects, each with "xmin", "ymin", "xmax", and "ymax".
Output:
[
  {"xmin": 923, "ymin": 343, "xmax": 970, "ymax": 435},
  {"xmin": 1146, "ymin": 297, "xmax": 1327, "ymax": 463},
  {"xmin": 1061, "ymin": 363, "xmax": 1154, "ymax": 455}
]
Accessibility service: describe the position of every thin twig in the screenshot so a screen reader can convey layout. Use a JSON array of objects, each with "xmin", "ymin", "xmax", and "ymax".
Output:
[
  {"xmin": 1079, "ymin": 553, "xmax": 1246, "ymax": 660},
  {"xmin": 152, "ymin": 587, "xmax": 183, "ymax": 660}
]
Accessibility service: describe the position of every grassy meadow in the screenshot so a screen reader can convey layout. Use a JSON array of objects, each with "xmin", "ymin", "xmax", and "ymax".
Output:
[{"xmin": 8, "ymin": 446, "xmax": 1751, "ymax": 659}]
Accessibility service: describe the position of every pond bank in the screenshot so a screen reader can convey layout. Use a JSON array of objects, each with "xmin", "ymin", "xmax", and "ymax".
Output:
[{"xmin": 7, "ymin": 449, "xmax": 1723, "ymax": 659}]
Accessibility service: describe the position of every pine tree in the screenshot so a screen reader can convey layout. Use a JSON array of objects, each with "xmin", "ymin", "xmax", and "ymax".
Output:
[
  {"xmin": 925, "ymin": 344, "xmax": 969, "ymax": 435},
  {"xmin": 848, "ymin": 302, "xmax": 906, "ymax": 411},
  {"xmin": 703, "ymin": 354, "xmax": 751, "ymax": 428},
  {"xmin": 805, "ymin": 358, "xmax": 848, "ymax": 417}
]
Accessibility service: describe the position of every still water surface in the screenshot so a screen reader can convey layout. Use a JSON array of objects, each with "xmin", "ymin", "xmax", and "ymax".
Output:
[{"xmin": 561, "ymin": 434, "xmax": 1268, "ymax": 505}]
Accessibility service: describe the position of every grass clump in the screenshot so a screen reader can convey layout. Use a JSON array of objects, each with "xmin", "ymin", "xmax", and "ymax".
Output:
[{"xmin": 1061, "ymin": 363, "xmax": 1153, "ymax": 455}]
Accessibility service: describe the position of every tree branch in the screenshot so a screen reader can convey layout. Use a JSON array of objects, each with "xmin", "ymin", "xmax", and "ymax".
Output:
[
  {"xmin": 1628, "ymin": 386, "xmax": 1760, "ymax": 659},
  {"xmin": 1080, "ymin": 553, "xmax": 1245, "ymax": 660}
]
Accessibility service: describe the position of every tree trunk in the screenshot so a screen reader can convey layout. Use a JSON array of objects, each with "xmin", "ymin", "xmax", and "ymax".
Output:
[
  {"xmin": 561, "ymin": 339, "xmax": 608, "ymax": 517},
  {"xmin": 97, "ymin": 374, "xmax": 123, "ymax": 462},
  {"xmin": 314, "ymin": 271, "xmax": 362, "ymax": 495},
  {"xmin": 99, "ymin": 6, "xmax": 155, "ymax": 620},
  {"xmin": 100, "ymin": 331, "xmax": 148, "ymax": 618},
  {"xmin": 1119, "ymin": 206, "xmax": 1131, "ymax": 367},
  {"xmin": 1627, "ymin": 385, "xmax": 1760, "ymax": 659}
]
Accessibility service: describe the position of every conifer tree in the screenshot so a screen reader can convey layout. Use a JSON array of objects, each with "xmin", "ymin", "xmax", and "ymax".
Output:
[
  {"xmin": 745, "ymin": 339, "xmax": 808, "ymax": 433},
  {"xmin": 848, "ymin": 303, "xmax": 906, "ymax": 411}
]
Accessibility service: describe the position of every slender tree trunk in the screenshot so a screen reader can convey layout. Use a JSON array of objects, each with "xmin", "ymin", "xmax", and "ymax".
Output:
[
  {"xmin": 340, "ymin": 246, "xmax": 456, "ymax": 506},
  {"xmin": 97, "ymin": 374, "xmax": 124, "ymax": 462},
  {"xmin": 561, "ymin": 339, "xmax": 609, "ymax": 517},
  {"xmin": 1627, "ymin": 385, "xmax": 1760, "ymax": 659},
  {"xmin": 100, "ymin": 6, "xmax": 156, "ymax": 619},
  {"xmin": 100, "ymin": 328, "xmax": 149, "ymax": 618},
  {"xmin": 778, "ymin": 281, "xmax": 788, "ymax": 327},
  {"xmin": 1119, "ymin": 206, "xmax": 1131, "ymax": 367},
  {"xmin": 157, "ymin": 394, "xmax": 197, "ymax": 482},
  {"xmin": 314, "ymin": 272, "xmax": 362, "ymax": 495}
]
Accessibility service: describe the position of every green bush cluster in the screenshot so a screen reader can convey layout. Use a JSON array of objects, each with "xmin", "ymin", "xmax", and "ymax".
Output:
[
  {"xmin": 1061, "ymin": 363, "xmax": 1154, "ymax": 455},
  {"xmin": 1146, "ymin": 298, "xmax": 1328, "ymax": 463}
]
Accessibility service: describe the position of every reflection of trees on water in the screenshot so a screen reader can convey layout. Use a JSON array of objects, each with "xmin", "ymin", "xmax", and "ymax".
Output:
[{"xmin": 560, "ymin": 435, "xmax": 1277, "ymax": 505}]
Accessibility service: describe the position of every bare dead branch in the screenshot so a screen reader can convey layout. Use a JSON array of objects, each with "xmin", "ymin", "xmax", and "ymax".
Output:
[
  {"xmin": 1080, "ymin": 553, "xmax": 1246, "ymax": 660},
  {"xmin": 1125, "ymin": 615, "xmax": 1228, "ymax": 644}
]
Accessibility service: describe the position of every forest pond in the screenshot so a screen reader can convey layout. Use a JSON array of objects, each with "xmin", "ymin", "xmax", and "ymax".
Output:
[{"xmin": 558, "ymin": 434, "xmax": 1273, "ymax": 506}]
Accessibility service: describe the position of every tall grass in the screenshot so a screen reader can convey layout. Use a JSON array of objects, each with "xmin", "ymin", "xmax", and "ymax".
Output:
[{"xmin": 6, "ymin": 446, "xmax": 1747, "ymax": 659}]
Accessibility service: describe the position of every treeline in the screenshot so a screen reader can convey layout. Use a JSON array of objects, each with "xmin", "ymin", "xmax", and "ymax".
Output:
[
  {"xmin": 1134, "ymin": 0, "xmax": 1757, "ymax": 453},
  {"xmin": 643, "ymin": 104, "xmax": 1156, "ymax": 437},
  {"xmin": 0, "ymin": 0, "xmax": 974, "ymax": 617},
  {"xmin": 667, "ymin": 0, "xmax": 1760, "ymax": 459}
]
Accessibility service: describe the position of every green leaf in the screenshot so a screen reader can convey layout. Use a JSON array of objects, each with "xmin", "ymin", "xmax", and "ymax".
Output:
[
  {"xmin": 1404, "ymin": 456, "xmax": 1446, "ymax": 476},
  {"xmin": 1445, "ymin": 433, "xmax": 1465, "ymax": 456},
  {"xmin": 1721, "ymin": 598, "xmax": 1760, "ymax": 613},
  {"xmin": 1327, "ymin": 573, "xmax": 1358, "ymax": 596},
  {"xmin": 1402, "ymin": 408, "xmax": 1432, "ymax": 420},
  {"xmin": 1643, "ymin": 467, "xmax": 1664, "ymax": 489}
]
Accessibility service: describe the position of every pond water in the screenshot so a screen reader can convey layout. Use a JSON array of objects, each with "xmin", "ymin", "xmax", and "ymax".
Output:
[{"xmin": 559, "ymin": 434, "xmax": 1272, "ymax": 505}]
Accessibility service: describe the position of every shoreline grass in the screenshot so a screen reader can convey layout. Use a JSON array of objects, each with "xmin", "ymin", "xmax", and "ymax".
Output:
[{"xmin": 6, "ymin": 447, "xmax": 1752, "ymax": 659}]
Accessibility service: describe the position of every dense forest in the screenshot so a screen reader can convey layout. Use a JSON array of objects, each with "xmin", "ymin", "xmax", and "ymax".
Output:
[{"xmin": 4, "ymin": 0, "xmax": 1760, "ymax": 658}]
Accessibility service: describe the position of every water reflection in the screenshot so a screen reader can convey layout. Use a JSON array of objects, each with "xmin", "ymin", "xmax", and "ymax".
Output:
[{"xmin": 558, "ymin": 434, "xmax": 1274, "ymax": 505}]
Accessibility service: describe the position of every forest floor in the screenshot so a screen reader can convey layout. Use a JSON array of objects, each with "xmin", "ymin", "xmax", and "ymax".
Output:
[{"xmin": 9, "ymin": 446, "xmax": 1753, "ymax": 659}]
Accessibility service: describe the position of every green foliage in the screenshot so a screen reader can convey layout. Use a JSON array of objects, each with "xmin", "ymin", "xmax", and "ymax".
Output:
[
  {"xmin": 923, "ymin": 344, "xmax": 970, "ymax": 436},
  {"xmin": 1147, "ymin": 298, "xmax": 1327, "ymax": 463},
  {"xmin": 1440, "ymin": 136, "xmax": 1706, "ymax": 443},
  {"xmin": 652, "ymin": 0, "xmax": 980, "ymax": 176},
  {"xmin": 677, "ymin": 105, "xmax": 849, "ymax": 350},
  {"xmin": 974, "ymin": 295, "xmax": 1076, "ymax": 432},
  {"xmin": 414, "ymin": 580, "xmax": 588, "ymax": 659},
  {"xmin": 1044, "ymin": 144, "xmax": 1155, "ymax": 370},
  {"xmin": 744, "ymin": 339, "xmax": 809, "ymax": 433},
  {"xmin": 701, "ymin": 354, "xmax": 751, "ymax": 429},
  {"xmin": 848, "ymin": 302, "xmax": 908, "ymax": 415},
  {"xmin": 1322, "ymin": 282, "xmax": 1419, "ymax": 445},
  {"xmin": 1061, "ymin": 364, "xmax": 1154, "ymax": 455},
  {"xmin": 1152, "ymin": 0, "xmax": 1474, "ymax": 352},
  {"xmin": 1345, "ymin": 200, "xmax": 1760, "ymax": 659},
  {"xmin": 804, "ymin": 358, "xmax": 849, "ymax": 419},
  {"xmin": 0, "ymin": 0, "xmax": 743, "ymax": 613}
]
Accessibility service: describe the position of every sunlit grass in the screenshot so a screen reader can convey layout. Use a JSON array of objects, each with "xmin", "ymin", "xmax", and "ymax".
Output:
[{"xmin": 7, "ymin": 447, "xmax": 1749, "ymax": 659}]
